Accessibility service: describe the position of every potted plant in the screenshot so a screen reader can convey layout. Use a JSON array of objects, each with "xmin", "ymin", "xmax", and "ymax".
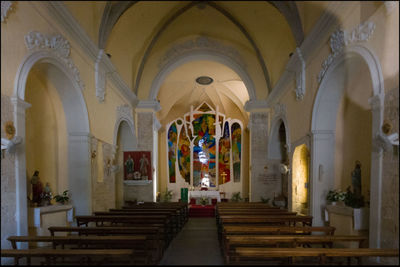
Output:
[
  {"xmin": 161, "ymin": 189, "xmax": 173, "ymax": 202},
  {"xmin": 54, "ymin": 190, "xmax": 69, "ymax": 205},
  {"xmin": 326, "ymin": 189, "xmax": 345, "ymax": 205},
  {"xmin": 231, "ymin": 192, "xmax": 242, "ymax": 202}
]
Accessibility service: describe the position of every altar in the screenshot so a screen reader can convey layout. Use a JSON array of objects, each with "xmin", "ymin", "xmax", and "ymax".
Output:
[{"xmin": 188, "ymin": 190, "xmax": 221, "ymax": 202}]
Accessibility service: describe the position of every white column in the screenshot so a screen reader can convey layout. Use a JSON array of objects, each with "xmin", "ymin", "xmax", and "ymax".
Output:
[
  {"xmin": 68, "ymin": 132, "xmax": 92, "ymax": 215},
  {"xmin": 11, "ymin": 97, "xmax": 31, "ymax": 249},
  {"xmin": 310, "ymin": 130, "xmax": 335, "ymax": 227}
]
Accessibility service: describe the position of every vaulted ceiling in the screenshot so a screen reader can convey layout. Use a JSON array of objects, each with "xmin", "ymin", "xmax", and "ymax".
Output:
[{"xmin": 64, "ymin": 1, "xmax": 313, "ymax": 126}]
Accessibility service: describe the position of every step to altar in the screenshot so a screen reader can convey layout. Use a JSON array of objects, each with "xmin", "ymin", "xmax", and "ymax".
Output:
[{"xmin": 188, "ymin": 205, "xmax": 215, "ymax": 217}]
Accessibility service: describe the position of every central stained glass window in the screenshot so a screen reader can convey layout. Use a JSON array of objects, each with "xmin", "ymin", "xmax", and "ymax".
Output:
[{"xmin": 167, "ymin": 102, "xmax": 242, "ymax": 188}]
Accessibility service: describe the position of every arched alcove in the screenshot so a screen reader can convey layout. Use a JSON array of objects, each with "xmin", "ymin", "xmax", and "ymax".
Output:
[
  {"xmin": 13, "ymin": 50, "xmax": 91, "ymax": 240},
  {"xmin": 311, "ymin": 45, "xmax": 384, "ymax": 249},
  {"xmin": 268, "ymin": 118, "xmax": 290, "ymax": 206},
  {"xmin": 292, "ymin": 144, "xmax": 310, "ymax": 215},
  {"xmin": 115, "ymin": 120, "xmax": 138, "ymax": 208}
]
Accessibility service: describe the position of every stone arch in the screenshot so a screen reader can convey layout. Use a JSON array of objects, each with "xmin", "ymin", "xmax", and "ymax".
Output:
[
  {"xmin": 12, "ymin": 49, "xmax": 91, "ymax": 241},
  {"xmin": 149, "ymin": 47, "xmax": 257, "ymax": 102},
  {"xmin": 113, "ymin": 105, "xmax": 137, "ymax": 148},
  {"xmin": 311, "ymin": 44, "xmax": 384, "ymax": 249},
  {"xmin": 268, "ymin": 114, "xmax": 291, "ymax": 159}
]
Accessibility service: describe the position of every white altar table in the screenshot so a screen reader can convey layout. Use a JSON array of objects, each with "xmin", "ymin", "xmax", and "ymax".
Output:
[{"xmin": 188, "ymin": 191, "xmax": 221, "ymax": 202}]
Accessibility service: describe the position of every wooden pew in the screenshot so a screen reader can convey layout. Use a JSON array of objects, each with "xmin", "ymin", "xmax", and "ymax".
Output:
[
  {"xmin": 6, "ymin": 235, "xmax": 157, "ymax": 264},
  {"xmin": 232, "ymin": 247, "xmax": 399, "ymax": 265},
  {"xmin": 48, "ymin": 226, "xmax": 165, "ymax": 261},
  {"xmin": 122, "ymin": 202, "xmax": 188, "ymax": 224},
  {"xmin": 224, "ymin": 235, "xmax": 368, "ymax": 264},
  {"xmin": 219, "ymin": 215, "xmax": 313, "ymax": 226},
  {"xmin": 222, "ymin": 225, "xmax": 336, "ymax": 236},
  {"xmin": 1, "ymin": 248, "xmax": 136, "ymax": 265},
  {"xmin": 94, "ymin": 210, "xmax": 181, "ymax": 234},
  {"xmin": 75, "ymin": 215, "xmax": 173, "ymax": 245},
  {"xmin": 216, "ymin": 210, "xmax": 297, "ymax": 225},
  {"xmin": 110, "ymin": 208, "xmax": 185, "ymax": 229}
]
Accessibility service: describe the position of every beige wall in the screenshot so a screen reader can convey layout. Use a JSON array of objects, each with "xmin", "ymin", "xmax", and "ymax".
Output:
[{"xmin": 25, "ymin": 69, "xmax": 68, "ymax": 198}]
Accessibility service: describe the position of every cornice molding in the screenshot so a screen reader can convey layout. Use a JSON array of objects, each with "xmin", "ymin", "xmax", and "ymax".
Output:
[{"xmin": 33, "ymin": 1, "xmax": 138, "ymax": 106}]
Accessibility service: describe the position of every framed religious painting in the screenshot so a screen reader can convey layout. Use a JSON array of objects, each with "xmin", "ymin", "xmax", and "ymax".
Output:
[{"xmin": 123, "ymin": 151, "xmax": 152, "ymax": 180}]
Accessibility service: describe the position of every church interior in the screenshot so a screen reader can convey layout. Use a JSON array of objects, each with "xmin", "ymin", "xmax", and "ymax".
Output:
[{"xmin": 1, "ymin": 1, "xmax": 399, "ymax": 265}]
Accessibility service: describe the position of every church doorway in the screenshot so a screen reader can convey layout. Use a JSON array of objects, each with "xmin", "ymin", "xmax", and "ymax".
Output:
[{"xmin": 291, "ymin": 144, "xmax": 310, "ymax": 215}]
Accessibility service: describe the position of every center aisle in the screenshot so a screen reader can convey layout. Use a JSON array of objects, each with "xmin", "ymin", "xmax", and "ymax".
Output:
[{"xmin": 159, "ymin": 217, "xmax": 224, "ymax": 265}]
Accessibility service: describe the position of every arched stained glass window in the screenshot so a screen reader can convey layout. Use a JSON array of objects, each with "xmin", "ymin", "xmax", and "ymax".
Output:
[{"xmin": 166, "ymin": 102, "xmax": 242, "ymax": 187}]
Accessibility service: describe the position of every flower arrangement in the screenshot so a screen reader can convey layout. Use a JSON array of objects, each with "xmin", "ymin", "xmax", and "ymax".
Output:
[
  {"xmin": 54, "ymin": 190, "xmax": 69, "ymax": 205},
  {"xmin": 40, "ymin": 191, "xmax": 53, "ymax": 206},
  {"xmin": 199, "ymin": 196, "xmax": 208, "ymax": 205},
  {"xmin": 326, "ymin": 189, "xmax": 346, "ymax": 203}
]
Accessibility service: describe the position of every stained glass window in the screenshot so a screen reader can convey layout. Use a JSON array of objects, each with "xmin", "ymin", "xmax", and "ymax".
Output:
[{"xmin": 167, "ymin": 102, "xmax": 242, "ymax": 187}]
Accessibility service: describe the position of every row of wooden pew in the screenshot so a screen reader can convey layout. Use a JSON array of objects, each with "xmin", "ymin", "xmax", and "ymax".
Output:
[
  {"xmin": 216, "ymin": 202, "xmax": 399, "ymax": 265},
  {"xmin": 1, "ymin": 202, "xmax": 188, "ymax": 265}
]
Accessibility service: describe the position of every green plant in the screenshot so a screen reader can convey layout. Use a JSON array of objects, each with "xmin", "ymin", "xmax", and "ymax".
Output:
[
  {"xmin": 260, "ymin": 196, "xmax": 270, "ymax": 204},
  {"xmin": 326, "ymin": 189, "xmax": 345, "ymax": 202},
  {"xmin": 344, "ymin": 187, "xmax": 365, "ymax": 208},
  {"xmin": 199, "ymin": 196, "xmax": 208, "ymax": 205},
  {"xmin": 54, "ymin": 190, "xmax": 69, "ymax": 204},
  {"xmin": 161, "ymin": 189, "xmax": 173, "ymax": 202},
  {"xmin": 231, "ymin": 192, "xmax": 242, "ymax": 202}
]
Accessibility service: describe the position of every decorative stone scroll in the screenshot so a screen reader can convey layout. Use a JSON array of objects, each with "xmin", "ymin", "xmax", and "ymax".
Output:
[
  {"xmin": 318, "ymin": 21, "xmax": 376, "ymax": 83},
  {"xmin": 24, "ymin": 31, "xmax": 85, "ymax": 91},
  {"xmin": 95, "ymin": 49, "xmax": 107, "ymax": 102},
  {"xmin": 1, "ymin": 1, "xmax": 13, "ymax": 23},
  {"xmin": 294, "ymin": 47, "xmax": 306, "ymax": 100}
]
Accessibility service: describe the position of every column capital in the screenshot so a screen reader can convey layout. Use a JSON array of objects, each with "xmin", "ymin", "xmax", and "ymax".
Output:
[
  {"xmin": 244, "ymin": 100, "xmax": 270, "ymax": 113},
  {"xmin": 135, "ymin": 100, "xmax": 161, "ymax": 113},
  {"xmin": 11, "ymin": 97, "xmax": 31, "ymax": 111}
]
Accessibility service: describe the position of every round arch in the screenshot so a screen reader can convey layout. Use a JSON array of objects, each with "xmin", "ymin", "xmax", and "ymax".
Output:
[
  {"xmin": 268, "ymin": 115, "xmax": 291, "ymax": 159},
  {"xmin": 148, "ymin": 49, "xmax": 257, "ymax": 102},
  {"xmin": 12, "ymin": 50, "xmax": 91, "ymax": 241},
  {"xmin": 310, "ymin": 44, "xmax": 384, "ymax": 249}
]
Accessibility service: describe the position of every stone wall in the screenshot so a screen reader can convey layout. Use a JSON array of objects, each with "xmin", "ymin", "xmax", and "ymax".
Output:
[
  {"xmin": 380, "ymin": 87, "xmax": 399, "ymax": 264},
  {"xmin": 1, "ymin": 95, "xmax": 17, "ymax": 264}
]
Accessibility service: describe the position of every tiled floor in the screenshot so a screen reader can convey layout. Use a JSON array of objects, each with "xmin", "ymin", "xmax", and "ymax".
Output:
[{"xmin": 159, "ymin": 218, "xmax": 224, "ymax": 265}]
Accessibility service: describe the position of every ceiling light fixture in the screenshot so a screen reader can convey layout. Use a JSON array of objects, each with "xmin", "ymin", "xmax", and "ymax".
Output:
[{"xmin": 196, "ymin": 76, "xmax": 213, "ymax": 85}]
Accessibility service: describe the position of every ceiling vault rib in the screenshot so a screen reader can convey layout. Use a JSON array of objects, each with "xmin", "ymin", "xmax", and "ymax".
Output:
[
  {"xmin": 99, "ymin": 1, "xmax": 302, "ymax": 96},
  {"xmin": 133, "ymin": 1, "xmax": 199, "ymax": 95},
  {"xmin": 206, "ymin": 1, "xmax": 272, "ymax": 93}
]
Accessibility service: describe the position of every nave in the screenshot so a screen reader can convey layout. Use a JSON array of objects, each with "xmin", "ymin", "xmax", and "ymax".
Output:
[{"xmin": 1, "ymin": 201, "xmax": 398, "ymax": 265}]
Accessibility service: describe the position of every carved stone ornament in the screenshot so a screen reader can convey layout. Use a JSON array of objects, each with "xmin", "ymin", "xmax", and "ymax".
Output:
[
  {"xmin": 159, "ymin": 36, "xmax": 244, "ymax": 69},
  {"xmin": 318, "ymin": 21, "xmax": 376, "ymax": 83},
  {"xmin": 24, "ymin": 31, "xmax": 85, "ymax": 90},
  {"xmin": 4, "ymin": 121, "xmax": 16, "ymax": 140},
  {"xmin": 1, "ymin": 1, "xmax": 13, "ymax": 23}
]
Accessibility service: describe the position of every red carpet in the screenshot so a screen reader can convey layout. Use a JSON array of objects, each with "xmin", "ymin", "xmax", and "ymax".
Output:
[{"xmin": 188, "ymin": 205, "xmax": 215, "ymax": 217}]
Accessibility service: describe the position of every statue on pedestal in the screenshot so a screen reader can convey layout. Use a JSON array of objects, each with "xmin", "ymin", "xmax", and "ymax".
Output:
[{"xmin": 31, "ymin": 170, "xmax": 43, "ymax": 205}]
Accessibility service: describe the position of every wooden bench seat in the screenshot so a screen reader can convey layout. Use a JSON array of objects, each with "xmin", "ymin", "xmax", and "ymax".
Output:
[
  {"xmin": 1, "ymin": 248, "xmax": 137, "ymax": 265},
  {"xmin": 223, "ymin": 226, "xmax": 336, "ymax": 235},
  {"xmin": 224, "ymin": 235, "xmax": 368, "ymax": 263},
  {"xmin": 233, "ymin": 247, "xmax": 399, "ymax": 265},
  {"xmin": 6, "ymin": 235, "xmax": 160, "ymax": 264}
]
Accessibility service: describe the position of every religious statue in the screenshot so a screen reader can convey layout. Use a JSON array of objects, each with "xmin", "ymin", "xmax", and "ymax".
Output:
[
  {"xmin": 125, "ymin": 154, "xmax": 134, "ymax": 179},
  {"xmin": 41, "ymin": 182, "xmax": 53, "ymax": 206},
  {"xmin": 351, "ymin": 160, "xmax": 362, "ymax": 198},
  {"xmin": 30, "ymin": 170, "xmax": 43, "ymax": 205},
  {"xmin": 139, "ymin": 153, "xmax": 149, "ymax": 179}
]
